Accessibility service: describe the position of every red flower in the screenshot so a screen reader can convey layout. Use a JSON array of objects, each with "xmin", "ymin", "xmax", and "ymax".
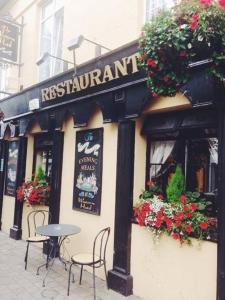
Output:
[
  {"xmin": 163, "ymin": 75, "xmax": 169, "ymax": 82},
  {"xmin": 185, "ymin": 224, "xmax": 192, "ymax": 234},
  {"xmin": 199, "ymin": 0, "xmax": 212, "ymax": 4},
  {"xmin": 175, "ymin": 220, "xmax": 181, "ymax": 227},
  {"xmin": 147, "ymin": 58, "xmax": 157, "ymax": 67},
  {"xmin": 179, "ymin": 50, "xmax": 187, "ymax": 57},
  {"xmin": 183, "ymin": 204, "xmax": 189, "ymax": 211},
  {"xmin": 174, "ymin": 212, "xmax": 183, "ymax": 221},
  {"xmin": 172, "ymin": 232, "xmax": 180, "ymax": 240},
  {"xmin": 165, "ymin": 217, "xmax": 172, "ymax": 229},
  {"xmin": 218, "ymin": 0, "xmax": 225, "ymax": 8},
  {"xmin": 186, "ymin": 211, "xmax": 193, "ymax": 218},
  {"xmin": 157, "ymin": 211, "xmax": 163, "ymax": 219},
  {"xmin": 148, "ymin": 70, "xmax": 153, "ymax": 76},
  {"xmin": 157, "ymin": 194, "xmax": 164, "ymax": 199},
  {"xmin": 190, "ymin": 13, "xmax": 199, "ymax": 30},
  {"xmin": 180, "ymin": 194, "xmax": 186, "ymax": 203},
  {"xmin": 147, "ymin": 180, "xmax": 154, "ymax": 186},
  {"xmin": 152, "ymin": 92, "xmax": 158, "ymax": 97},
  {"xmin": 190, "ymin": 203, "xmax": 198, "ymax": 211},
  {"xmin": 155, "ymin": 219, "xmax": 162, "ymax": 228},
  {"xmin": 142, "ymin": 202, "xmax": 151, "ymax": 212},
  {"xmin": 199, "ymin": 222, "xmax": 208, "ymax": 229}
]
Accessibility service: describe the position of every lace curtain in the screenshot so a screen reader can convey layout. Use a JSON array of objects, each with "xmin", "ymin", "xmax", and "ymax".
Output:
[
  {"xmin": 149, "ymin": 140, "xmax": 175, "ymax": 179},
  {"xmin": 208, "ymin": 138, "xmax": 218, "ymax": 164}
]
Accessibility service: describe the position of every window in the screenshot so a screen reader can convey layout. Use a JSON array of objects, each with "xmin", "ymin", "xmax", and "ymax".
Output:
[
  {"xmin": 33, "ymin": 134, "xmax": 53, "ymax": 181},
  {"xmin": 39, "ymin": 0, "xmax": 64, "ymax": 81},
  {"xmin": 0, "ymin": 66, "xmax": 7, "ymax": 99},
  {"xmin": 146, "ymin": 0, "xmax": 177, "ymax": 21},
  {"xmin": 148, "ymin": 130, "xmax": 218, "ymax": 214}
]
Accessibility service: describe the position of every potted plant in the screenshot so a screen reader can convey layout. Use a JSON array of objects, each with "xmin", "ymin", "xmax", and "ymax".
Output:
[
  {"xmin": 16, "ymin": 166, "xmax": 50, "ymax": 206},
  {"xmin": 138, "ymin": 0, "xmax": 225, "ymax": 97}
]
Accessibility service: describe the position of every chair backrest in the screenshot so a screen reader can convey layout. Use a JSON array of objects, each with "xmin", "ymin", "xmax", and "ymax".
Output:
[
  {"xmin": 27, "ymin": 209, "xmax": 51, "ymax": 237},
  {"xmin": 93, "ymin": 227, "xmax": 110, "ymax": 263}
]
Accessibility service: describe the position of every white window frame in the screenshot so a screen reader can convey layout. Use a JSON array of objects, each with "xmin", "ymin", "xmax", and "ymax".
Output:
[
  {"xmin": 39, "ymin": 0, "xmax": 64, "ymax": 80},
  {"xmin": 145, "ymin": 0, "xmax": 178, "ymax": 22}
]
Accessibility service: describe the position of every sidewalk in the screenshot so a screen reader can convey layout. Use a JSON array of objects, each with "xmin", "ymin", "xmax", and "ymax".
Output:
[{"xmin": 0, "ymin": 231, "xmax": 144, "ymax": 300}]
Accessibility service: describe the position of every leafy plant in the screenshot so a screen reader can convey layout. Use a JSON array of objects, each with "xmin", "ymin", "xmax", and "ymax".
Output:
[
  {"xmin": 139, "ymin": 0, "xmax": 225, "ymax": 96},
  {"xmin": 166, "ymin": 164, "xmax": 185, "ymax": 202}
]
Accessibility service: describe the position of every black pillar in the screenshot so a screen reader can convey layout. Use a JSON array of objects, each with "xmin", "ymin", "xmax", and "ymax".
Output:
[
  {"xmin": 49, "ymin": 131, "xmax": 64, "ymax": 224},
  {"xmin": 217, "ymin": 106, "xmax": 225, "ymax": 300},
  {"xmin": 108, "ymin": 120, "xmax": 135, "ymax": 296},
  {"xmin": 0, "ymin": 140, "xmax": 6, "ymax": 230},
  {"xmin": 10, "ymin": 137, "xmax": 27, "ymax": 240}
]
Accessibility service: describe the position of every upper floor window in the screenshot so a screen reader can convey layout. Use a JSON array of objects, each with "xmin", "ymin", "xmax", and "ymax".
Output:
[
  {"xmin": 39, "ymin": 0, "xmax": 64, "ymax": 81},
  {"xmin": 146, "ymin": 0, "xmax": 177, "ymax": 21},
  {"xmin": 0, "ymin": 66, "xmax": 7, "ymax": 99}
]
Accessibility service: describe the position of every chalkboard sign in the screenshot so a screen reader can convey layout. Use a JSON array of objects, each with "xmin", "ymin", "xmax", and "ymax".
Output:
[
  {"xmin": 5, "ymin": 140, "xmax": 19, "ymax": 196},
  {"xmin": 73, "ymin": 128, "xmax": 103, "ymax": 215}
]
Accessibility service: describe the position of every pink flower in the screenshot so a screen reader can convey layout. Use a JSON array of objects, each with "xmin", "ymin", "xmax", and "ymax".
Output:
[
  {"xmin": 190, "ymin": 203, "xmax": 198, "ymax": 211},
  {"xmin": 147, "ymin": 180, "xmax": 154, "ymax": 186},
  {"xmin": 172, "ymin": 232, "xmax": 180, "ymax": 240},
  {"xmin": 185, "ymin": 224, "xmax": 192, "ymax": 234},
  {"xmin": 199, "ymin": 0, "xmax": 212, "ymax": 4},
  {"xmin": 186, "ymin": 211, "xmax": 193, "ymax": 218},
  {"xmin": 152, "ymin": 92, "xmax": 158, "ymax": 97},
  {"xmin": 190, "ymin": 14, "xmax": 199, "ymax": 30},
  {"xmin": 180, "ymin": 194, "xmax": 186, "ymax": 203},
  {"xmin": 157, "ymin": 194, "xmax": 164, "ymax": 199},
  {"xmin": 218, "ymin": 0, "xmax": 225, "ymax": 8}
]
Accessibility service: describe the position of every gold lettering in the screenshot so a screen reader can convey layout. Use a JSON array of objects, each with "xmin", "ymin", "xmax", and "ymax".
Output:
[
  {"xmin": 89, "ymin": 69, "xmax": 102, "ymax": 87},
  {"xmin": 41, "ymin": 88, "xmax": 50, "ymax": 101},
  {"xmin": 56, "ymin": 83, "xmax": 65, "ymax": 97},
  {"xmin": 102, "ymin": 65, "xmax": 114, "ymax": 83},
  {"xmin": 49, "ymin": 85, "xmax": 57, "ymax": 100},
  {"xmin": 64, "ymin": 79, "xmax": 73, "ymax": 94},
  {"xmin": 71, "ymin": 76, "xmax": 81, "ymax": 92},
  {"xmin": 79, "ymin": 73, "xmax": 89, "ymax": 89},
  {"xmin": 126, "ymin": 53, "xmax": 139, "ymax": 74},
  {"xmin": 114, "ymin": 57, "xmax": 128, "ymax": 79}
]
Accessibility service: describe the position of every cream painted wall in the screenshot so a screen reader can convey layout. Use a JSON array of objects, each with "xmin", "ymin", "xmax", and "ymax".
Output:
[
  {"xmin": 2, "ymin": 0, "xmax": 146, "ymax": 91},
  {"xmin": 59, "ymin": 109, "xmax": 117, "ymax": 277},
  {"xmin": 131, "ymin": 225, "xmax": 217, "ymax": 300}
]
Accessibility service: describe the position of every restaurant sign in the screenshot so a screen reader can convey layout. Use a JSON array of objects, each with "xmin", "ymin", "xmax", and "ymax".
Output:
[
  {"xmin": 0, "ymin": 19, "xmax": 19, "ymax": 63},
  {"xmin": 41, "ymin": 53, "xmax": 139, "ymax": 102},
  {"xmin": 73, "ymin": 128, "xmax": 103, "ymax": 215}
]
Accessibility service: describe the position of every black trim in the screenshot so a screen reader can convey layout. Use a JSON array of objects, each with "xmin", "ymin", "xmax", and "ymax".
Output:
[
  {"xmin": 10, "ymin": 137, "xmax": 27, "ymax": 240},
  {"xmin": 0, "ymin": 140, "xmax": 6, "ymax": 230},
  {"xmin": 108, "ymin": 120, "xmax": 135, "ymax": 296}
]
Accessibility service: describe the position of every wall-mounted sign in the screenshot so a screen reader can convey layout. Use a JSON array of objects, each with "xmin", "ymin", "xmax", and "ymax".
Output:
[
  {"xmin": 5, "ymin": 140, "xmax": 19, "ymax": 196},
  {"xmin": 0, "ymin": 19, "xmax": 19, "ymax": 63},
  {"xmin": 73, "ymin": 128, "xmax": 103, "ymax": 215}
]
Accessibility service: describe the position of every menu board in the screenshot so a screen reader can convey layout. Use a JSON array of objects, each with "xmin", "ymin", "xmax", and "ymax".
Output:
[
  {"xmin": 73, "ymin": 128, "xmax": 103, "ymax": 215},
  {"xmin": 5, "ymin": 140, "xmax": 19, "ymax": 196}
]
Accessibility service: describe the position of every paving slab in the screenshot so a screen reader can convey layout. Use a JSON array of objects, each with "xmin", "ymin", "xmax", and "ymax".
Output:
[{"xmin": 0, "ymin": 231, "xmax": 144, "ymax": 300}]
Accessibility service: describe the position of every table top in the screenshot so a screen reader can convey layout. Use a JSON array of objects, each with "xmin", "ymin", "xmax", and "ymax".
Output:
[{"xmin": 36, "ymin": 224, "xmax": 81, "ymax": 237}]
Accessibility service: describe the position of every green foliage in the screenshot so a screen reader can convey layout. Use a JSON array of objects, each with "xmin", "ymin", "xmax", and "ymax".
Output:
[
  {"xmin": 35, "ymin": 165, "xmax": 46, "ymax": 181},
  {"xmin": 166, "ymin": 164, "xmax": 185, "ymax": 202},
  {"xmin": 139, "ymin": 0, "xmax": 225, "ymax": 97}
]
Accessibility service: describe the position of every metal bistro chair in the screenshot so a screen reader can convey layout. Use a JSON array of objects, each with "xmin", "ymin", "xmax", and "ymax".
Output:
[
  {"xmin": 67, "ymin": 227, "xmax": 110, "ymax": 299},
  {"xmin": 24, "ymin": 209, "xmax": 51, "ymax": 270}
]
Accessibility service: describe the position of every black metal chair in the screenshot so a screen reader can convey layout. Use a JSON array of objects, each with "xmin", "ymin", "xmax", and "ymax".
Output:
[
  {"xmin": 24, "ymin": 209, "xmax": 51, "ymax": 270},
  {"xmin": 67, "ymin": 227, "xmax": 110, "ymax": 299}
]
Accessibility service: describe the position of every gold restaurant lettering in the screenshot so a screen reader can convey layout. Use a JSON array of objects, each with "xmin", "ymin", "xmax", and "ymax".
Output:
[{"xmin": 41, "ymin": 53, "xmax": 139, "ymax": 102}]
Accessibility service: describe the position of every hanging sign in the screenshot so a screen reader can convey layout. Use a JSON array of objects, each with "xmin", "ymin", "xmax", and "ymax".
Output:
[
  {"xmin": 5, "ymin": 140, "xmax": 19, "ymax": 196},
  {"xmin": 73, "ymin": 128, "xmax": 103, "ymax": 215},
  {"xmin": 0, "ymin": 19, "xmax": 19, "ymax": 63}
]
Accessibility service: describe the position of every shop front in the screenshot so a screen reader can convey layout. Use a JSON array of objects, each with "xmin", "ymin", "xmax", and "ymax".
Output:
[{"xmin": 0, "ymin": 40, "xmax": 224, "ymax": 300}]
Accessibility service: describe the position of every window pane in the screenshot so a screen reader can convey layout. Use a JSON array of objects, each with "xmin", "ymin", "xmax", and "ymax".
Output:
[
  {"xmin": 35, "ymin": 149, "xmax": 52, "ymax": 180},
  {"xmin": 55, "ymin": 0, "xmax": 64, "ymax": 10},
  {"xmin": 146, "ymin": 0, "xmax": 177, "ymax": 21},
  {"xmin": 42, "ymin": 0, "xmax": 53, "ymax": 20}
]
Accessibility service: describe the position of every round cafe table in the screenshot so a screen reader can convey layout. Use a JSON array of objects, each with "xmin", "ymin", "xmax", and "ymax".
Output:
[{"xmin": 36, "ymin": 224, "xmax": 81, "ymax": 287}]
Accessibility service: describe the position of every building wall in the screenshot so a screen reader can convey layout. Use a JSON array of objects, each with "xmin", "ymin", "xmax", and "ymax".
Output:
[{"xmin": 2, "ymin": 0, "xmax": 146, "ymax": 92}]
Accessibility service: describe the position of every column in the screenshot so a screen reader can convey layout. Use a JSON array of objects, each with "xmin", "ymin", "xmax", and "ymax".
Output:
[{"xmin": 108, "ymin": 120, "xmax": 135, "ymax": 296}]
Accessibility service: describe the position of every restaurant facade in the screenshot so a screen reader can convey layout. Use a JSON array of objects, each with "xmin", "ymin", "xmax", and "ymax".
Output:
[{"xmin": 0, "ymin": 1, "xmax": 225, "ymax": 300}]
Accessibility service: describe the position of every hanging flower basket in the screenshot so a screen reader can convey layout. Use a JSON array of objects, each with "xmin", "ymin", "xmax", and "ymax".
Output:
[{"xmin": 138, "ymin": 0, "xmax": 225, "ymax": 97}]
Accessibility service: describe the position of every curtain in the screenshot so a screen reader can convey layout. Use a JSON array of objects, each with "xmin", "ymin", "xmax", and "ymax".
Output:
[
  {"xmin": 208, "ymin": 138, "xmax": 218, "ymax": 164},
  {"xmin": 149, "ymin": 140, "xmax": 175, "ymax": 179},
  {"xmin": 52, "ymin": 9, "xmax": 64, "ymax": 75}
]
